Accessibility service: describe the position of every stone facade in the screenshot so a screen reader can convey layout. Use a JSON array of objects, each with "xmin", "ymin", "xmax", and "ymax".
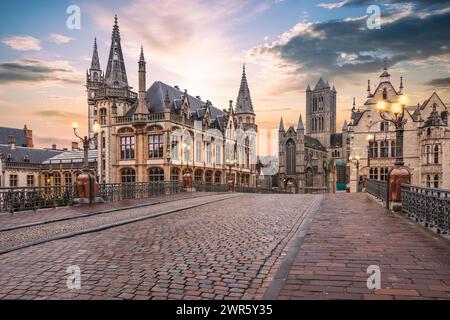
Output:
[
  {"xmin": 278, "ymin": 79, "xmax": 349, "ymax": 193},
  {"xmin": 347, "ymin": 66, "xmax": 450, "ymax": 191},
  {"xmin": 87, "ymin": 16, "xmax": 258, "ymax": 186}
]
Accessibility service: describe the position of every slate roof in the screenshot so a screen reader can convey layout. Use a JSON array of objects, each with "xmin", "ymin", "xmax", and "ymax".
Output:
[
  {"xmin": 314, "ymin": 78, "xmax": 330, "ymax": 91},
  {"xmin": 0, "ymin": 144, "xmax": 62, "ymax": 164},
  {"xmin": 42, "ymin": 149, "xmax": 98, "ymax": 164},
  {"xmin": 304, "ymin": 135, "xmax": 326, "ymax": 152},
  {"xmin": 0, "ymin": 127, "xmax": 27, "ymax": 147}
]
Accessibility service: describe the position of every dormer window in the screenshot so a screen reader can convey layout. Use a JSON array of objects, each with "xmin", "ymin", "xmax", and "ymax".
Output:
[
  {"xmin": 24, "ymin": 155, "xmax": 30, "ymax": 162},
  {"xmin": 6, "ymin": 154, "xmax": 12, "ymax": 161},
  {"xmin": 382, "ymin": 88, "xmax": 387, "ymax": 100}
]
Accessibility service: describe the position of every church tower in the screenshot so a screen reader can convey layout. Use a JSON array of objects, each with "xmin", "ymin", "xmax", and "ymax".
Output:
[
  {"xmin": 86, "ymin": 38, "xmax": 103, "ymax": 140},
  {"xmin": 234, "ymin": 64, "xmax": 256, "ymax": 131},
  {"xmin": 305, "ymin": 79, "xmax": 337, "ymax": 148}
]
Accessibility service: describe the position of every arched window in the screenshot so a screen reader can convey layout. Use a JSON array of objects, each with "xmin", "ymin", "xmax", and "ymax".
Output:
[
  {"xmin": 149, "ymin": 167, "xmax": 164, "ymax": 182},
  {"xmin": 121, "ymin": 168, "xmax": 136, "ymax": 183},
  {"xmin": 64, "ymin": 172, "xmax": 72, "ymax": 186},
  {"xmin": 433, "ymin": 175, "xmax": 439, "ymax": 188},
  {"xmin": 170, "ymin": 168, "xmax": 180, "ymax": 181},
  {"xmin": 205, "ymin": 170, "xmax": 213, "ymax": 183},
  {"xmin": 194, "ymin": 169, "xmax": 203, "ymax": 182},
  {"xmin": 434, "ymin": 145, "xmax": 440, "ymax": 164},
  {"xmin": 100, "ymin": 108, "xmax": 107, "ymax": 125},
  {"xmin": 214, "ymin": 171, "xmax": 221, "ymax": 184},
  {"xmin": 286, "ymin": 139, "xmax": 296, "ymax": 176}
]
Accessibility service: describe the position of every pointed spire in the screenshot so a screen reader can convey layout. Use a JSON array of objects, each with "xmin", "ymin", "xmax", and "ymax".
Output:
[
  {"xmin": 380, "ymin": 58, "xmax": 391, "ymax": 82},
  {"xmin": 279, "ymin": 117, "xmax": 285, "ymax": 132},
  {"xmin": 90, "ymin": 38, "xmax": 101, "ymax": 70},
  {"xmin": 235, "ymin": 63, "xmax": 254, "ymax": 115},
  {"xmin": 352, "ymin": 97, "xmax": 356, "ymax": 111},
  {"xmin": 399, "ymin": 76, "xmax": 404, "ymax": 93},
  {"xmin": 139, "ymin": 45, "xmax": 145, "ymax": 62},
  {"xmin": 367, "ymin": 80, "xmax": 372, "ymax": 97},
  {"xmin": 105, "ymin": 15, "xmax": 128, "ymax": 88},
  {"xmin": 297, "ymin": 114, "xmax": 304, "ymax": 131},
  {"xmin": 306, "ymin": 84, "xmax": 311, "ymax": 92}
]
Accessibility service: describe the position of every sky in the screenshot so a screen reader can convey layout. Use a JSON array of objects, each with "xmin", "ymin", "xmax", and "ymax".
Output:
[{"xmin": 0, "ymin": 0, "xmax": 449, "ymax": 151}]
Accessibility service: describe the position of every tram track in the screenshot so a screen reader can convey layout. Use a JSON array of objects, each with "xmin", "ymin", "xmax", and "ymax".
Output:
[{"xmin": 0, "ymin": 193, "xmax": 241, "ymax": 255}]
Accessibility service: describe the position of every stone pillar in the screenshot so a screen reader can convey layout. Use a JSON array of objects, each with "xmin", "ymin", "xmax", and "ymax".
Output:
[{"xmin": 135, "ymin": 128, "xmax": 146, "ymax": 182}]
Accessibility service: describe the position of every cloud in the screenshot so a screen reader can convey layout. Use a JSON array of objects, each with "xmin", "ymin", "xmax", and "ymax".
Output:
[
  {"xmin": 49, "ymin": 33, "xmax": 75, "ymax": 44},
  {"xmin": 425, "ymin": 77, "xmax": 450, "ymax": 88},
  {"xmin": 0, "ymin": 59, "xmax": 83, "ymax": 85},
  {"xmin": 318, "ymin": 0, "xmax": 349, "ymax": 9},
  {"xmin": 248, "ymin": 2, "xmax": 450, "ymax": 92},
  {"xmin": 2, "ymin": 36, "xmax": 41, "ymax": 51},
  {"xmin": 34, "ymin": 110, "xmax": 84, "ymax": 119}
]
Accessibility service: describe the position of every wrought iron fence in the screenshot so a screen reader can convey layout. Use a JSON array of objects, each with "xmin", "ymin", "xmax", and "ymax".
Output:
[
  {"xmin": 99, "ymin": 181, "xmax": 183, "ymax": 202},
  {"xmin": 193, "ymin": 183, "xmax": 289, "ymax": 194},
  {"xmin": 0, "ymin": 186, "xmax": 75, "ymax": 213},
  {"xmin": 401, "ymin": 184, "xmax": 450, "ymax": 234},
  {"xmin": 366, "ymin": 179, "xmax": 388, "ymax": 204}
]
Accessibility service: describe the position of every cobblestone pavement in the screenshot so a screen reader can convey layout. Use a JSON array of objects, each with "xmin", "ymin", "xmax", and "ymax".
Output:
[
  {"xmin": 0, "ymin": 194, "xmax": 318, "ymax": 300},
  {"xmin": 0, "ymin": 192, "xmax": 217, "ymax": 230},
  {"xmin": 275, "ymin": 193, "xmax": 450, "ymax": 300},
  {"xmin": 0, "ymin": 193, "xmax": 239, "ymax": 254}
]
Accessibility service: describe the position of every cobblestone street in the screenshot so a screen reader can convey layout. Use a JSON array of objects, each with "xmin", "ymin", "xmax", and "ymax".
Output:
[{"xmin": 0, "ymin": 192, "xmax": 449, "ymax": 300}]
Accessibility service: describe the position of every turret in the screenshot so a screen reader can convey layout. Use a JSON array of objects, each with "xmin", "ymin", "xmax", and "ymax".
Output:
[{"xmin": 135, "ymin": 46, "xmax": 148, "ymax": 115}]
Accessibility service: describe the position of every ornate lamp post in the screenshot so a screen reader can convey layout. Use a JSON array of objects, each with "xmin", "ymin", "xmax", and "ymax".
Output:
[
  {"xmin": 376, "ymin": 94, "xmax": 409, "ymax": 167},
  {"xmin": 349, "ymin": 155, "xmax": 361, "ymax": 192},
  {"xmin": 375, "ymin": 95, "xmax": 411, "ymax": 209},
  {"xmin": 71, "ymin": 121, "xmax": 101, "ymax": 204},
  {"xmin": 72, "ymin": 121, "xmax": 101, "ymax": 171}
]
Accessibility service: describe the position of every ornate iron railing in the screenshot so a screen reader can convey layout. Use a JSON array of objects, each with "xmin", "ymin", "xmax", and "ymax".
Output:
[
  {"xmin": 401, "ymin": 184, "xmax": 450, "ymax": 234},
  {"xmin": 99, "ymin": 181, "xmax": 183, "ymax": 202},
  {"xmin": 193, "ymin": 183, "xmax": 289, "ymax": 194},
  {"xmin": 0, "ymin": 186, "xmax": 75, "ymax": 213},
  {"xmin": 366, "ymin": 179, "xmax": 388, "ymax": 204}
]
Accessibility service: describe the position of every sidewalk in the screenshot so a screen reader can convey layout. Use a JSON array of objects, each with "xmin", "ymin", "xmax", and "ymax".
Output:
[{"xmin": 273, "ymin": 193, "xmax": 450, "ymax": 300}]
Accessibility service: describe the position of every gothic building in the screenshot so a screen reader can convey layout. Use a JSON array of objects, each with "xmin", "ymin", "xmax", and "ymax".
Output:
[
  {"xmin": 87, "ymin": 16, "xmax": 258, "ymax": 186},
  {"xmin": 347, "ymin": 66, "xmax": 450, "ymax": 191},
  {"xmin": 278, "ymin": 79, "xmax": 349, "ymax": 193}
]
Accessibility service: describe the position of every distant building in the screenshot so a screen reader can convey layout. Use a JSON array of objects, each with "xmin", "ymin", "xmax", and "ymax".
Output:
[
  {"xmin": 278, "ymin": 79, "xmax": 349, "ymax": 193},
  {"xmin": 348, "ymin": 66, "xmax": 450, "ymax": 191},
  {"xmin": 86, "ymin": 16, "xmax": 258, "ymax": 186},
  {"xmin": 0, "ymin": 125, "xmax": 33, "ymax": 148}
]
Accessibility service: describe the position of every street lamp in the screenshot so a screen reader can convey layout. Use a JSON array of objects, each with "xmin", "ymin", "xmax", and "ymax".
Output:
[
  {"xmin": 376, "ymin": 94, "xmax": 409, "ymax": 167},
  {"xmin": 72, "ymin": 121, "xmax": 100, "ymax": 172},
  {"xmin": 349, "ymin": 155, "xmax": 361, "ymax": 192}
]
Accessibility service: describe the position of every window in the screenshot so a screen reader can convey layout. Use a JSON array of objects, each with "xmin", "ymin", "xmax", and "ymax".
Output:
[
  {"xmin": 170, "ymin": 136, "xmax": 179, "ymax": 161},
  {"xmin": 390, "ymin": 141, "xmax": 396, "ymax": 158},
  {"xmin": 44, "ymin": 173, "xmax": 51, "ymax": 186},
  {"xmin": 121, "ymin": 168, "xmax": 136, "ymax": 183},
  {"xmin": 100, "ymin": 108, "xmax": 107, "ymax": 125},
  {"xmin": 286, "ymin": 139, "xmax": 296, "ymax": 175},
  {"xmin": 370, "ymin": 168, "xmax": 379, "ymax": 180},
  {"xmin": 433, "ymin": 175, "xmax": 439, "ymax": 188},
  {"xmin": 149, "ymin": 167, "xmax": 164, "ymax": 182},
  {"xmin": 380, "ymin": 168, "xmax": 389, "ymax": 181},
  {"xmin": 206, "ymin": 143, "xmax": 212, "ymax": 164},
  {"xmin": 120, "ymin": 136, "xmax": 135, "ymax": 159},
  {"xmin": 9, "ymin": 175, "xmax": 18, "ymax": 187},
  {"xmin": 102, "ymin": 133, "xmax": 106, "ymax": 150},
  {"xmin": 215, "ymin": 144, "xmax": 222, "ymax": 165},
  {"xmin": 426, "ymin": 145, "xmax": 432, "ymax": 164},
  {"xmin": 426, "ymin": 175, "xmax": 431, "ymax": 188},
  {"xmin": 148, "ymin": 134, "xmax": 164, "ymax": 159},
  {"xmin": 305, "ymin": 168, "xmax": 313, "ymax": 187},
  {"xmin": 434, "ymin": 145, "xmax": 440, "ymax": 164},
  {"xmin": 194, "ymin": 169, "xmax": 203, "ymax": 182},
  {"xmin": 170, "ymin": 168, "xmax": 180, "ymax": 181},
  {"xmin": 64, "ymin": 173, "xmax": 72, "ymax": 186},
  {"xmin": 427, "ymin": 128, "xmax": 432, "ymax": 137},
  {"xmin": 53, "ymin": 173, "xmax": 61, "ymax": 186},
  {"xmin": 380, "ymin": 121, "xmax": 389, "ymax": 132},
  {"xmin": 195, "ymin": 140, "xmax": 202, "ymax": 162},
  {"xmin": 214, "ymin": 171, "xmax": 221, "ymax": 184},
  {"xmin": 380, "ymin": 141, "xmax": 389, "ymax": 158},
  {"xmin": 27, "ymin": 175, "xmax": 34, "ymax": 187},
  {"xmin": 205, "ymin": 171, "xmax": 213, "ymax": 183},
  {"xmin": 382, "ymin": 88, "xmax": 387, "ymax": 100},
  {"xmin": 370, "ymin": 141, "xmax": 378, "ymax": 158}
]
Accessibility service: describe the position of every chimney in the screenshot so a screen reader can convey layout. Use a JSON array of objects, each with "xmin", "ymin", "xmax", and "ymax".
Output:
[
  {"xmin": 8, "ymin": 135, "xmax": 16, "ymax": 150},
  {"xmin": 23, "ymin": 125, "xmax": 34, "ymax": 148},
  {"xmin": 72, "ymin": 141, "xmax": 79, "ymax": 151},
  {"xmin": 51, "ymin": 144, "xmax": 57, "ymax": 150}
]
